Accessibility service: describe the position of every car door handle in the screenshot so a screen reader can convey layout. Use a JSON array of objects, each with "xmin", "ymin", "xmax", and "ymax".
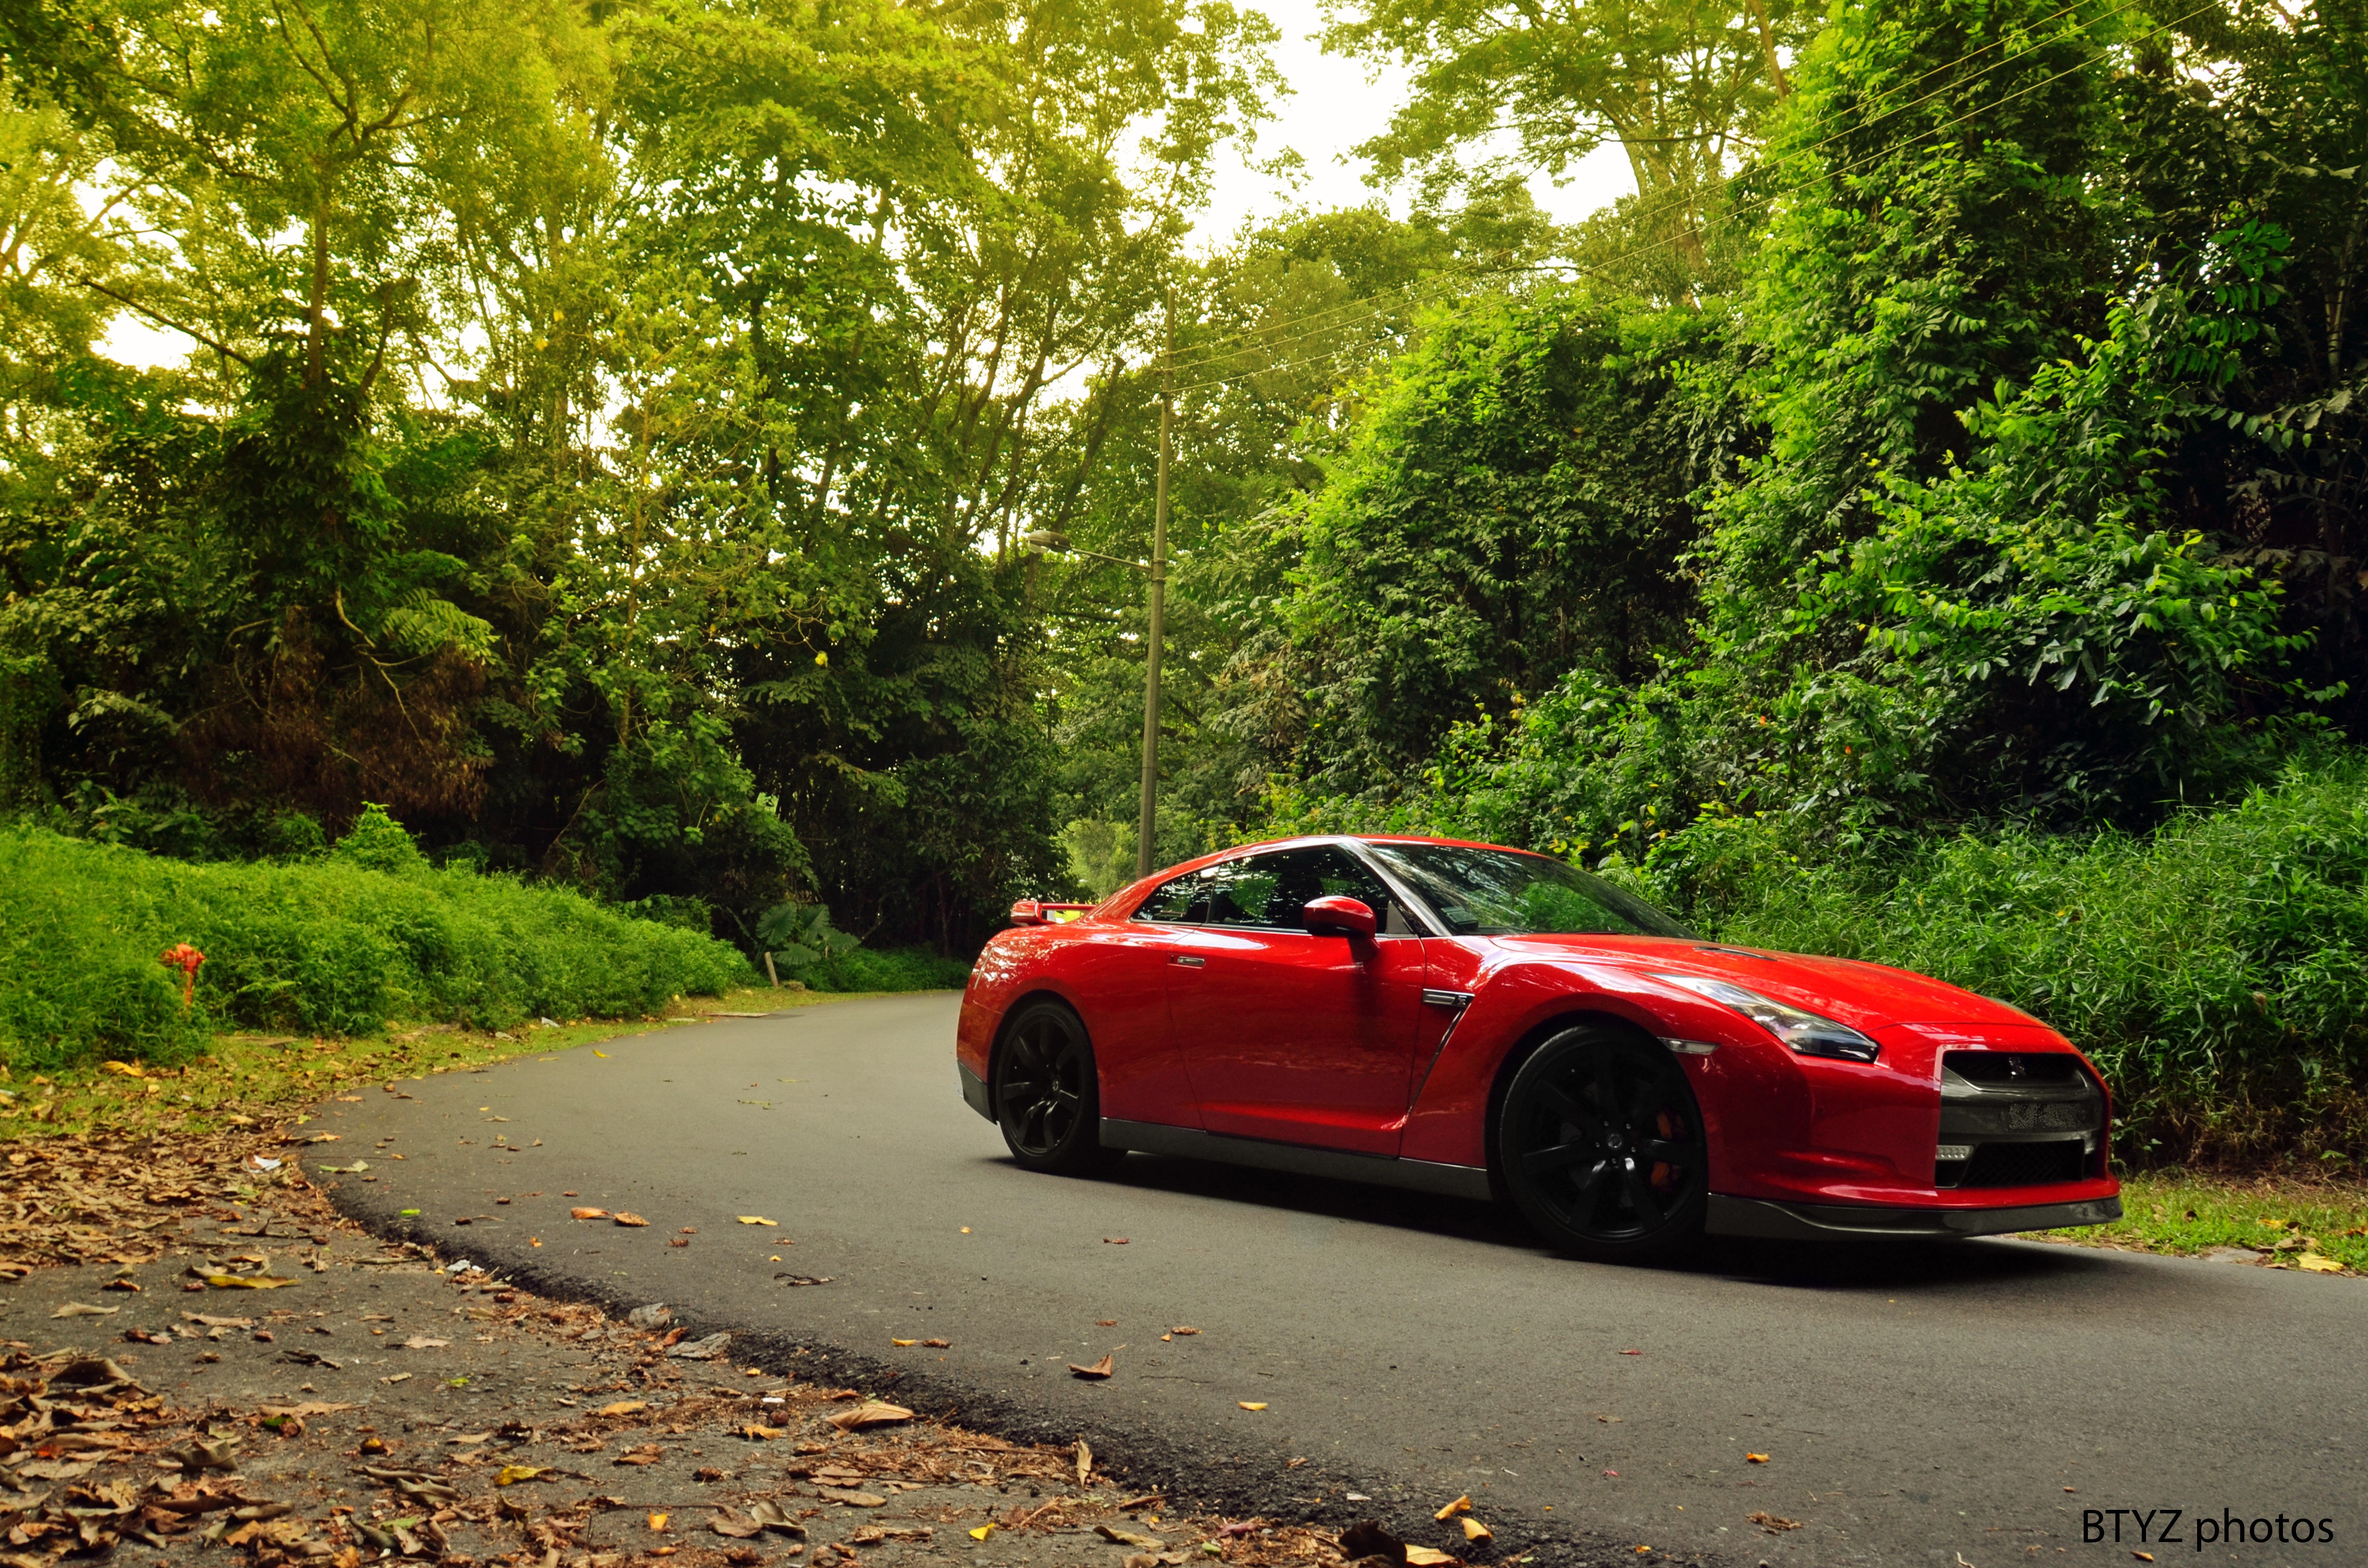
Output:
[{"xmin": 1172, "ymin": 956, "xmax": 1205, "ymax": 968}]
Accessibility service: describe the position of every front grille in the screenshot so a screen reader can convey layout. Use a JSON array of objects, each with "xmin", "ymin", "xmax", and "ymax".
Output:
[
  {"xmin": 1935, "ymin": 1052, "xmax": 2105, "ymax": 1188},
  {"xmin": 1942, "ymin": 1050, "xmax": 2087, "ymax": 1084},
  {"xmin": 1955, "ymin": 1139, "xmax": 2090, "ymax": 1188}
]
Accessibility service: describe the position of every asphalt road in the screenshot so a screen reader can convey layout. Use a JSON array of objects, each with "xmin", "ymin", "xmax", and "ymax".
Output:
[{"xmin": 318, "ymin": 994, "xmax": 2366, "ymax": 1568}]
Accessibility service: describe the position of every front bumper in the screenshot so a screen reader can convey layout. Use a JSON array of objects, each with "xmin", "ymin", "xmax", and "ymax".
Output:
[{"xmin": 1707, "ymin": 1192, "xmax": 2122, "ymax": 1240}]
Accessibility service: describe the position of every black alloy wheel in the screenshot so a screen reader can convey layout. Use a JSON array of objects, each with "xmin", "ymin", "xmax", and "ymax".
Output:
[
  {"xmin": 1499, "ymin": 1024, "xmax": 1709, "ymax": 1262},
  {"xmin": 993, "ymin": 1001, "xmax": 1121, "ymax": 1176}
]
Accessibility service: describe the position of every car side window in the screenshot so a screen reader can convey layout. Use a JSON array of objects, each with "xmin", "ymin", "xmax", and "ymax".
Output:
[
  {"xmin": 1204, "ymin": 846, "xmax": 1402, "ymax": 931},
  {"xmin": 1132, "ymin": 870, "xmax": 1206, "ymax": 924}
]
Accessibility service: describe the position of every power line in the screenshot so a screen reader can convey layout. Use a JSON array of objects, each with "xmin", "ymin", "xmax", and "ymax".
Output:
[
  {"xmin": 1164, "ymin": 0, "xmax": 2163, "ymax": 383},
  {"xmin": 1166, "ymin": 0, "xmax": 2216, "ymax": 398}
]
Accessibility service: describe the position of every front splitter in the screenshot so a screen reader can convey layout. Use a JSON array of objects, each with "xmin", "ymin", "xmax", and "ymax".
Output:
[{"xmin": 1708, "ymin": 1192, "xmax": 2123, "ymax": 1240}]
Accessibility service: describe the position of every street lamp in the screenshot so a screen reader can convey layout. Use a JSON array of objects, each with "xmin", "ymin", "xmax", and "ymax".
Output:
[{"xmin": 1024, "ymin": 330, "xmax": 1172, "ymax": 881}]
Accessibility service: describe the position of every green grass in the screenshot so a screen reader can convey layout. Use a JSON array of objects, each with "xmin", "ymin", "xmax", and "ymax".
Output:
[
  {"xmin": 2035, "ymin": 1170, "xmax": 2366, "ymax": 1274},
  {"xmin": 0, "ymin": 823, "xmax": 756, "ymax": 1072}
]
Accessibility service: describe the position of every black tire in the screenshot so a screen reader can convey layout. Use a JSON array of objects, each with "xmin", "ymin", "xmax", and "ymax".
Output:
[
  {"xmin": 992, "ymin": 1001, "xmax": 1122, "ymax": 1176},
  {"xmin": 1498, "ymin": 1023, "xmax": 1709, "ymax": 1262}
]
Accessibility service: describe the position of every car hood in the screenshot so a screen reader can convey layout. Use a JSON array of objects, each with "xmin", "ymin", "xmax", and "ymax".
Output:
[{"xmin": 1487, "ymin": 934, "xmax": 2038, "ymax": 1034}]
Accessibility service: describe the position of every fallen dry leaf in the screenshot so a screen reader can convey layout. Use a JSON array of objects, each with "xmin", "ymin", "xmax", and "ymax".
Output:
[
  {"xmin": 1095, "ymin": 1525, "xmax": 1162, "ymax": 1549},
  {"xmin": 2296, "ymin": 1253, "xmax": 2344, "ymax": 1273},
  {"xmin": 815, "ymin": 1486, "xmax": 887, "ymax": 1507},
  {"xmin": 1461, "ymin": 1518, "xmax": 1492, "ymax": 1544},
  {"xmin": 736, "ymin": 1217, "xmax": 777, "ymax": 1226},
  {"xmin": 1070, "ymin": 1354, "xmax": 1115, "ymax": 1380},
  {"xmin": 922, "ymin": 1338, "xmax": 949, "ymax": 1348},
  {"xmin": 1434, "ymin": 1495, "xmax": 1471, "ymax": 1520},
  {"xmin": 615, "ymin": 1446, "xmax": 664, "ymax": 1467},
  {"xmin": 1746, "ymin": 1452, "xmax": 1770, "ymax": 1464},
  {"xmin": 968, "ymin": 1526, "xmax": 995, "ymax": 1542},
  {"xmin": 1748, "ymin": 1513, "xmax": 1801, "ymax": 1532},
  {"xmin": 648, "ymin": 1512, "xmax": 669, "ymax": 1532},
  {"xmin": 825, "ymin": 1401, "xmax": 913, "ymax": 1432},
  {"xmin": 51, "ymin": 1302, "xmax": 119, "ymax": 1318},
  {"xmin": 494, "ymin": 1466, "xmax": 548, "ymax": 1486},
  {"xmin": 1171, "ymin": 1326, "xmax": 1199, "ymax": 1336},
  {"xmin": 1076, "ymin": 1438, "xmax": 1093, "ymax": 1487},
  {"xmin": 598, "ymin": 1400, "xmax": 650, "ymax": 1417},
  {"xmin": 891, "ymin": 1338, "xmax": 917, "ymax": 1347},
  {"xmin": 404, "ymin": 1336, "xmax": 451, "ymax": 1350},
  {"xmin": 740, "ymin": 1425, "xmax": 787, "ymax": 1441},
  {"xmin": 614, "ymin": 1213, "xmax": 650, "ymax": 1227},
  {"xmin": 206, "ymin": 1274, "xmax": 297, "ymax": 1289},
  {"xmin": 1237, "ymin": 1401, "xmax": 1267, "ymax": 1411},
  {"xmin": 570, "ymin": 1207, "xmax": 608, "ymax": 1220},
  {"xmin": 740, "ymin": 1502, "xmax": 807, "ymax": 1538},
  {"xmin": 1103, "ymin": 1237, "xmax": 1129, "ymax": 1244},
  {"xmin": 1405, "ymin": 1548, "xmax": 1458, "ymax": 1567}
]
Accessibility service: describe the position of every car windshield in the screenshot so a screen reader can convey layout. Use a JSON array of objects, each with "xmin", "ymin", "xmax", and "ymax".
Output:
[{"xmin": 1364, "ymin": 843, "xmax": 1694, "ymax": 939}]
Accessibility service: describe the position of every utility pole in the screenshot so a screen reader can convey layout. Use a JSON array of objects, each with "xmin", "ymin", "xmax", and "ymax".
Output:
[{"xmin": 1135, "ymin": 302, "xmax": 1172, "ymax": 880}]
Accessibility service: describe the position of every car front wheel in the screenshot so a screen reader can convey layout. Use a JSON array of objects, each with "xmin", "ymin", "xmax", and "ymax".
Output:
[
  {"xmin": 1499, "ymin": 1023, "xmax": 1709, "ymax": 1262},
  {"xmin": 993, "ymin": 1000, "xmax": 1122, "ymax": 1176}
]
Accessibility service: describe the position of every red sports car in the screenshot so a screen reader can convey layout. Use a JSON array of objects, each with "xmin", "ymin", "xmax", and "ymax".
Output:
[{"xmin": 955, "ymin": 835, "xmax": 2121, "ymax": 1260}]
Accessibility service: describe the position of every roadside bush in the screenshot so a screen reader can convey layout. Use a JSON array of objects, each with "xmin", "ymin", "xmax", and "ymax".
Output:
[
  {"xmin": 1647, "ymin": 754, "xmax": 2368, "ymax": 1166},
  {"xmin": 801, "ymin": 945, "xmax": 974, "ymax": 993},
  {"xmin": 0, "ymin": 825, "xmax": 753, "ymax": 1071}
]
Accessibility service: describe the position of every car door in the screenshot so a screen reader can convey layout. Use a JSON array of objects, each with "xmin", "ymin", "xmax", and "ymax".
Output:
[
  {"xmin": 1075, "ymin": 868, "xmax": 1209, "ymax": 1127},
  {"xmin": 1163, "ymin": 845, "xmax": 1429, "ymax": 1155}
]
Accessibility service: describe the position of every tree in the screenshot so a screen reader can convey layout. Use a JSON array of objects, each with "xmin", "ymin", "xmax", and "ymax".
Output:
[{"xmin": 1322, "ymin": 0, "xmax": 1818, "ymax": 275}]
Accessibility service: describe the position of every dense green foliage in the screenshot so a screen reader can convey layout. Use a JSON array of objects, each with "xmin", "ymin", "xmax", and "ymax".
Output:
[
  {"xmin": 0, "ymin": 815, "xmax": 751, "ymax": 1072},
  {"xmin": 801, "ymin": 946, "xmax": 981, "ymax": 995}
]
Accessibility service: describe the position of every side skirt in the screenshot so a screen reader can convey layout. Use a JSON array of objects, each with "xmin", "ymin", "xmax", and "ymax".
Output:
[{"xmin": 1099, "ymin": 1118, "xmax": 1493, "ymax": 1202}]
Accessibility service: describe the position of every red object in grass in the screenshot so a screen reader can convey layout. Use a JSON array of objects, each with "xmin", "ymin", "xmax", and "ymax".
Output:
[{"xmin": 159, "ymin": 943, "xmax": 206, "ymax": 1010}]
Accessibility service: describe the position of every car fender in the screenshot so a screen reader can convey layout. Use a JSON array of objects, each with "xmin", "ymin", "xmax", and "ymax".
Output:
[
  {"xmin": 1399, "ymin": 956, "xmax": 1807, "ymax": 1188},
  {"xmin": 961, "ymin": 922, "xmax": 1200, "ymax": 1127}
]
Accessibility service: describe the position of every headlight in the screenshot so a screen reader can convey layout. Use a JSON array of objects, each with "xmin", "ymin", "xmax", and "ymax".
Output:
[{"xmin": 1652, "ymin": 974, "xmax": 1882, "ymax": 1063}]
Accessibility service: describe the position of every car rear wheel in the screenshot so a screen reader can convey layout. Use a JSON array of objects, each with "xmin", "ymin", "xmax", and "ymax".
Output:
[
  {"xmin": 993, "ymin": 1001, "xmax": 1122, "ymax": 1176},
  {"xmin": 1499, "ymin": 1024, "xmax": 1709, "ymax": 1262}
]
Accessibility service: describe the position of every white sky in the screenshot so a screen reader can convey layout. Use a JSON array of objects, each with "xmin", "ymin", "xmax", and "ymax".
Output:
[{"xmin": 1192, "ymin": 0, "xmax": 1635, "ymax": 248}]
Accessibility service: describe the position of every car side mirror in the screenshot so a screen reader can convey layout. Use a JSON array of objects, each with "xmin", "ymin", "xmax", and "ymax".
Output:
[{"xmin": 1304, "ymin": 895, "xmax": 1377, "ymax": 939}]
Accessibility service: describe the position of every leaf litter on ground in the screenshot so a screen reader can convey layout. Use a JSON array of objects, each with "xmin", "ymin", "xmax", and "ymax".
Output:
[{"xmin": 0, "ymin": 1102, "xmax": 1451, "ymax": 1568}]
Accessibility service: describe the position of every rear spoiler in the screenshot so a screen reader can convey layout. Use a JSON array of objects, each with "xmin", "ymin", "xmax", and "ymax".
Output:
[{"xmin": 1009, "ymin": 900, "xmax": 1096, "ymax": 926}]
